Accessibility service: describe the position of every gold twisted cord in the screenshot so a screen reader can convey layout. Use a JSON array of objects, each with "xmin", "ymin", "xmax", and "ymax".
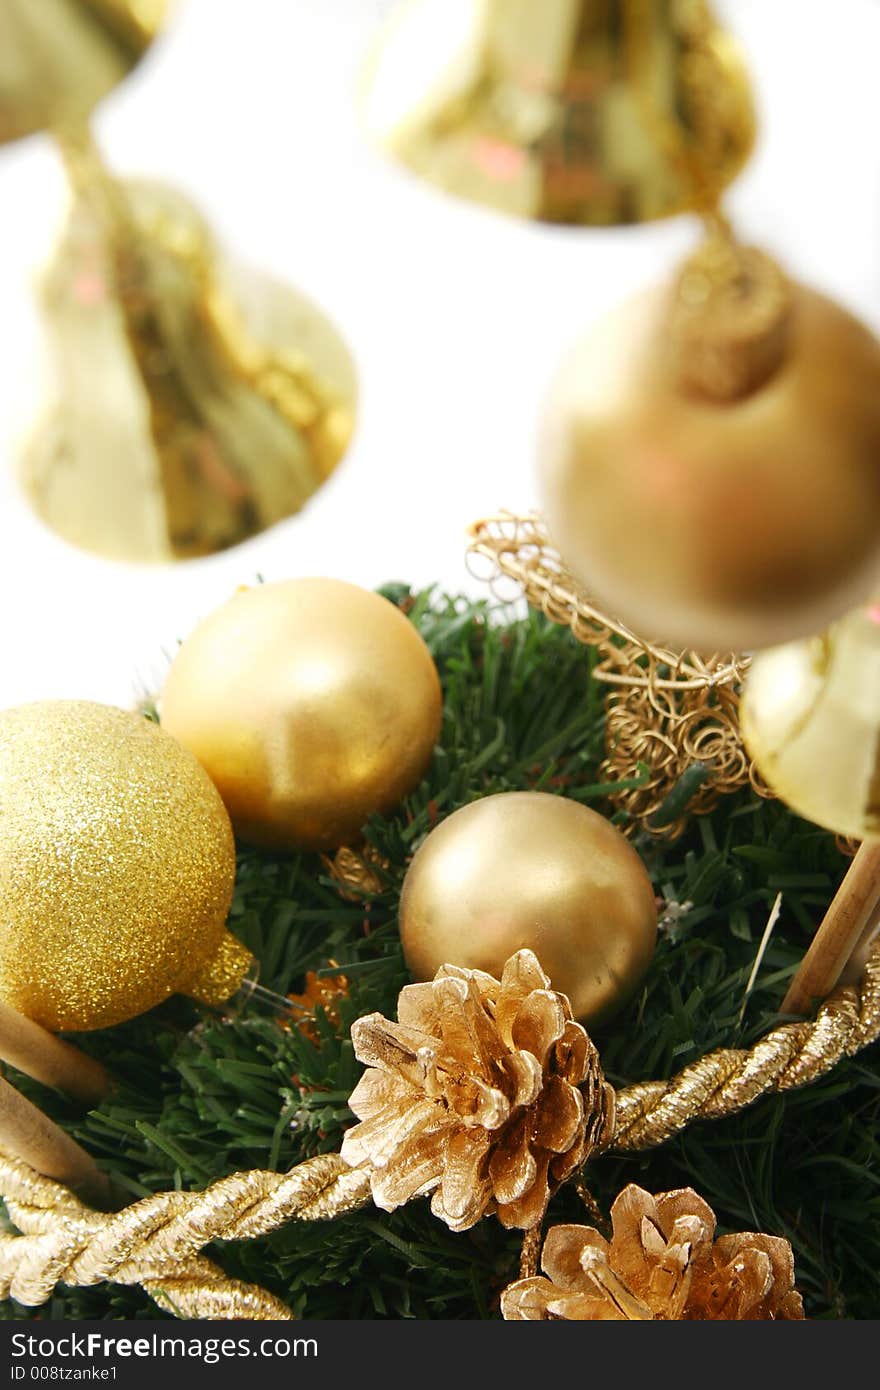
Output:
[
  {"xmin": 0, "ymin": 1167, "xmax": 294, "ymax": 1318},
  {"xmin": 144, "ymin": 1259, "xmax": 293, "ymax": 1320},
  {"xmin": 613, "ymin": 937, "xmax": 880, "ymax": 1148},
  {"xmin": 0, "ymin": 1153, "xmax": 371, "ymax": 1316},
  {"xmin": 2, "ymin": 940, "xmax": 879, "ymax": 1318}
]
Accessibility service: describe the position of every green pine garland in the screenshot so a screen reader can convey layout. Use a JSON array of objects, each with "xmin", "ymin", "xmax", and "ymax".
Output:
[{"xmin": 1, "ymin": 587, "xmax": 877, "ymax": 1320}]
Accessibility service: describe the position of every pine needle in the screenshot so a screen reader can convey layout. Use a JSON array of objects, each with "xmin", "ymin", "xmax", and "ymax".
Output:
[{"xmin": 1, "ymin": 588, "xmax": 876, "ymax": 1321}]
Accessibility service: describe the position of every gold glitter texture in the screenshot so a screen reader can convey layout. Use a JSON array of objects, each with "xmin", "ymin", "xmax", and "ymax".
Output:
[
  {"xmin": 0, "ymin": 700, "xmax": 247, "ymax": 1031},
  {"xmin": 184, "ymin": 928, "xmax": 253, "ymax": 1009}
]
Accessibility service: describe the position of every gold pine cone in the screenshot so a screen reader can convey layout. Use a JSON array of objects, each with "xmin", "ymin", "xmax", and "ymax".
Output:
[
  {"xmin": 502, "ymin": 1184, "xmax": 805, "ymax": 1320},
  {"xmin": 341, "ymin": 950, "xmax": 615, "ymax": 1231},
  {"xmin": 323, "ymin": 845, "xmax": 389, "ymax": 901}
]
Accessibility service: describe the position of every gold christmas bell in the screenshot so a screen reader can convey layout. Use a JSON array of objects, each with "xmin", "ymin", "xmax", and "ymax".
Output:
[
  {"xmin": 0, "ymin": 0, "xmax": 166, "ymax": 147},
  {"xmin": 740, "ymin": 600, "xmax": 880, "ymax": 842},
  {"xmin": 3, "ymin": 0, "xmax": 357, "ymax": 562},
  {"xmin": 362, "ymin": 0, "xmax": 754, "ymax": 225},
  {"xmin": 538, "ymin": 233, "xmax": 880, "ymax": 653}
]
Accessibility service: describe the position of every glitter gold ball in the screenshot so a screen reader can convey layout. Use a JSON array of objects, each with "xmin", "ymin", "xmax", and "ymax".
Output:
[
  {"xmin": 399, "ymin": 792, "xmax": 658, "ymax": 1026},
  {"xmin": 0, "ymin": 701, "xmax": 247, "ymax": 1032},
  {"xmin": 160, "ymin": 578, "xmax": 443, "ymax": 851},
  {"xmin": 538, "ymin": 277, "xmax": 880, "ymax": 653}
]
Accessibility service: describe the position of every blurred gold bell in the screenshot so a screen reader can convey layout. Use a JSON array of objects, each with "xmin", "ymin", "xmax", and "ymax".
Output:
[
  {"xmin": 3, "ymin": 2, "xmax": 357, "ymax": 561},
  {"xmin": 22, "ymin": 167, "xmax": 357, "ymax": 561},
  {"xmin": 740, "ymin": 601, "xmax": 880, "ymax": 841},
  {"xmin": 0, "ymin": 0, "xmax": 167, "ymax": 145},
  {"xmin": 362, "ymin": 0, "xmax": 754, "ymax": 225},
  {"xmin": 538, "ymin": 233, "xmax": 880, "ymax": 653}
]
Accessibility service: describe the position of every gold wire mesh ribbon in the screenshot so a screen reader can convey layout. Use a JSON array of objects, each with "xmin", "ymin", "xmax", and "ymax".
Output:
[
  {"xmin": 466, "ymin": 512, "xmax": 767, "ymax": 836},
  {"xmin": 3, "ymin": 939, "xmax": 879, "ymax": 1319}
]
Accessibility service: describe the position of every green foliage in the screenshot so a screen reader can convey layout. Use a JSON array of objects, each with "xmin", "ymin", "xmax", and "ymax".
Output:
[{"xmin": 2, "ymin": 590, "xmax": 877, "ymax": 1320}]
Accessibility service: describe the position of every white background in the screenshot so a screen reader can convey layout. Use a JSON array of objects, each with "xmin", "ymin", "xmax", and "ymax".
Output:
[{"xmin": 1, "ymin": 0, "xmax": 879, "ymax": 708}]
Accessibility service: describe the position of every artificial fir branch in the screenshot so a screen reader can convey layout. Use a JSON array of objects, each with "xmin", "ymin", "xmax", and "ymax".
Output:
[{"xmin": 1, "ymin": 590, "xmax": 876, "ymax": 1320}]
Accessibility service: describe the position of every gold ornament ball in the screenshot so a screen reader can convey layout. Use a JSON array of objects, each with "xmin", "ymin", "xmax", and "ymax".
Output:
[
  {"xmin": 0, "ymin": 700, "xmax": 248, "ymax": 1033},
  {"xmin": 160, "ymin": 578, "xmax": 443, "ymax": 851},
  {"xmin": 538, "ymin": 276, "xmax": 880, "ymax": 654},
  {"xmin": 740, "ymin": 600, "xmax": 880, "ymax": 841},
  {"xmin": 399, "ymin": 791, "xmax": 657, "ymax": 1025}
]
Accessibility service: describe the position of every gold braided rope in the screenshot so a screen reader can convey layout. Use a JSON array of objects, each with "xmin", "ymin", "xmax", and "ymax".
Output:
[
  {"xmin": 614, "ymin": 937, "xmax": 880, "ymax": 1147},
  {"xmin": 466, "ymin": 512, "xmax": 770, "ymax": 837},
  {"xmin": 0, "ymin": 1153, "xmax": 371, "ymax": 1317},
  {"xmin": 3, "ymin": 939, "xmax": 879, "ymax": 1319}
]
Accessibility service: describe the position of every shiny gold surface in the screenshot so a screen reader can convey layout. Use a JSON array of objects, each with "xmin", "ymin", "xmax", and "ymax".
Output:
[
  {"xmin": 0, "ymin": 1152, "xmax": 370, "ymax": 1317},
  {"xmin": 23, "ymin": 168, "xmax": 357, "ymax": 562},
  {"xmin": 5, "ymin": 936, "xmax": 880, "ymax": 1316},
  {"xmin": 160, "ymin": 578, "xmax": 443, "ymax": 851},
  {"xmin": 362, "ymin": 0, "xmax": 754, "ymax": 225},
  {"xmin": 501, "ymin": 1185, "xmax": 804, "ymax": 1320},
  {"xmin": 342, "ymin": 949, "xmax": 615, "ymax": 1231},
  {"xmin": 613, "ymin": 934, "xmax": 880, "ymax": 1148},
  {"xmin": 0, "ymin": 701, "xmax": 246, "ymax": 1032},
  {"xmin": 740, "ymin": 601, "xmax": 880, "ymax": 841},
  {"xmin": 0, "ymin": 0, "xmax": 167, "ymax": 146},
  {"xmin": 399, "ymin": 791, "xmax": 657, "ymax": 1025},
  {"xmin": 538, "ymin": 265, "xmax": 880, "ymax": 654}
]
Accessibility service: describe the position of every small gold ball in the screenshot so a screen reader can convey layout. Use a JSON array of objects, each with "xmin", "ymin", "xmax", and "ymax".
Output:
[
  {"xmin": 740, "ymin": 600, "xmax": 880, "ymax": 841},
  {"xmin": 160, "ymin": 578, "xmax": 443, "ymax": 851},
  {"xmin": 538, "ymin": 281, "xmax": 880, "ymax": 653},
  {"xmin": 399, "ymin": 791, "xmax": 657, "ymax": 1025},
  {"xmin": 0, "ymin": 701, "xmax": 239, "ymax": 1032}
]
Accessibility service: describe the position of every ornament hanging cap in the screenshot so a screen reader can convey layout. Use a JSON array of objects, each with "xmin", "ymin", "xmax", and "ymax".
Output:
[{"xmin": 670, "ymin": 230, "xmax": 793, "ymax": 402}]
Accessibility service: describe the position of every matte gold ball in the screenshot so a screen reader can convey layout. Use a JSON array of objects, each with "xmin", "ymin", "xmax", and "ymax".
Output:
[
  {"xmin": 0, "ymin": 701, "xmax": 244, "ymax": 1033},
  {"xmin": 740, "ymin": 600, "xmax": 880, "ymax": 841},
  {"xmin": 160, "ymin": 578, "xmax": 443, "ymax": 850},
  {"xmin": 538, "ymin": 281, "xmax": 880, "ymax": 653},
  {"xmin": 399, "ymin": 792, "xmax": 657, "ymax": 1025}
]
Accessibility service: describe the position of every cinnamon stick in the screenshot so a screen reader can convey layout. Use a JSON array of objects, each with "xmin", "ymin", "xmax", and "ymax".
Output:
[{"xmin": 782, "ymin": 842, "xmax": 880, "ymax": 1015}]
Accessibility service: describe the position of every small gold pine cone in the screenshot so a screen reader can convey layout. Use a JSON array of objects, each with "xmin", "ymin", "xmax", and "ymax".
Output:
[
  {"xmin": 324, "ymin": 845, "xmax": 389, "ymax": 900},
  {"xmin": 501, "ymin": 1183, "xmax": 805, "ymax": 1320},
  {"xmin": 341, "ymin": 949, "xmax": 615, "ymax": 1231}
]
